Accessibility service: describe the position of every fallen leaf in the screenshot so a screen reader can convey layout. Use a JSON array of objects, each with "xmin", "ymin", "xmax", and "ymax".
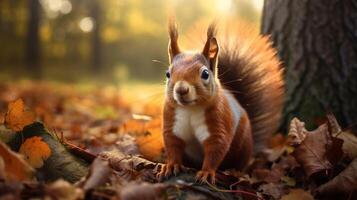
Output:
[
  {"xmin": 281, "ymin": 189, "xmax": 314, "ymax": 200},
  {"xmin": 19, "ymin": 136, "xmax": 51, "ymax": 168},
  {"xmin": 316, "ymin": 158, "xmax": 357, "ymax": 196},
  {"xmin": 326, "ymin": 113, "xmax": 342, "ymax": 135},
  {"xmin": 335, "ymin": 131, "xmax": 357, "ymax": 159},
  {"xmin": 82, "ymin": 157, "xmax": 112, "ymax": 191},
  {"xmin": 116, "ymin": 134, "xmax": 140, "ymax": 155},
  {"xmin": 287, "ymin": 118, "xmax": 307, "ymax": 146},
  {"xmin": 45, "ymin": 179, "xmax": 84, "ymax": 200},
  {"xmin": 326, "ymin": 114, "xmax": 357, "ymax": 159},
  {"xmin": 0, "ymin": 141, "xmax": 34, "ymax": 181},
  {"xmin": 288, "ymin": 117, "xmax": 343, "ymax": 179},
  {"xmin": 259, "ymin": 183, "xmax": 287, "ymax": 199},
  {"xmin": 281, "ymin": 176, "xmax": 296, "ymax": 187},
  {"xmin": 4, "ymin": 99, "xmax": 36, "ymax": 132},
  {"xmin": 101, "ymin": 149, "xmax": 156, "ymax": 171},
  {"xmin": 120, "ymin": 118, "xmax": 164, "ymax": 161},
  {"xmin": 119, "ymin": 182, "xmax": 169, "ymax": 200},
  {"xmin": 0, "ymin": 181, "xmax": 23, "ymax": 199},
  {"xmin": 325, "ymin": 114, "xmax": 345, "ymax": 164}
]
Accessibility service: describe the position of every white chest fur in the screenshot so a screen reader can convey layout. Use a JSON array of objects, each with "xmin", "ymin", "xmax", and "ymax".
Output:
[
  {"xmin": 172, "ymin": 91, "xmax": 242, "ymax": 163},
  {"xmin": 172, "ymin": 106, "xmax": 209, "ymax": 162}
]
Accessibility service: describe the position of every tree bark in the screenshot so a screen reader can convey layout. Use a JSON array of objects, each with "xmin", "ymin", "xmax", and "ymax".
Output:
[
  {"xmin": 26, "ymin": 0, "xmax": 41, "ymax": 78},
  {"xmin": 262, "ymin": 0, "xmax": 357, "ymax": 130}
]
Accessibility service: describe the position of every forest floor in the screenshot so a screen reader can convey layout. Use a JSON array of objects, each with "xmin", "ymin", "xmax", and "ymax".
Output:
[{"xmin": 0, "ymin": 81, "xmax": 356, "ymax": 200}]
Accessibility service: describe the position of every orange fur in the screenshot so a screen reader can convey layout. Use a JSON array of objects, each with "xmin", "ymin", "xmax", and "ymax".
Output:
[{"xmin": 157, "ymin": 20, "xmax": 284, "ymax": 184}]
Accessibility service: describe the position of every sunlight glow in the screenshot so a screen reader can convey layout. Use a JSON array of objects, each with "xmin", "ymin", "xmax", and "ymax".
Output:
[
  {"xmin": 79, "ymin": 17, "xmax": 94, "ymax": 33},
  {"xmin": 216, "ymin": 0, "xmax": 233, "ymax": 13},
  {"xmin": 40, "ymin": 0, "xmax": 72, "ymax": 18},
  {"xmin": 252, "ymin": 0, "xmax": 264, "ymax": 11}
]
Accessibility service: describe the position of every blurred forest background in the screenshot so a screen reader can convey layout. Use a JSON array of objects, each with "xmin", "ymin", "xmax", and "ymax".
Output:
[{"xmin": 0, "ymin": 0, "xmax": 262, "ymax": 83}]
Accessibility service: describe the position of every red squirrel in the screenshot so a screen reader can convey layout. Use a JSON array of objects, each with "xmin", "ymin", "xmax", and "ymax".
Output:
[{"xmin": 157, "ymin": 20, "xmax": 284, "ymax": 184}]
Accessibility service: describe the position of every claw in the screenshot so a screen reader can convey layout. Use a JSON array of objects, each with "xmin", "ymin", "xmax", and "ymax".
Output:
[
  {"xmin": 173, "ymin": 165, "xmax": 180, "ymax": 176},
  {"xmin": 156, "ymin": 163, "xmax": 183, "ymax": 181},
  {"xmin": 195, "ymin": 170, "xmax": 216, "ymax": 185}
]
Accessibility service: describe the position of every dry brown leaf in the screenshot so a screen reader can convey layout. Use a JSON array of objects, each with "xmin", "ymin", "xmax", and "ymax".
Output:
[
  {"xmin": 0, "ymin": 112, "xmax": 4, "ymax": 125},
  {"xmin": 326, "ymin": 113, "xmax": 342, "ymax": 134},
  {"xmin": 288, "ymin": 117, "xmax": 345, "ymax": 179},
  {"xmin": 291, "ymin": 123, "xmax": 333, "ymax": 178},
  {"xmin": 325, "ymin": 114, "xmax": 357, "ymax": 159},
  {"xmin": 101, "ymin": 150, "xmax": 156, "ymax": 170},
  {"xmin": 119, "ymin": 182, "xmax": 169, "ymax": 200},
  {"xmin": 259, "ymin": 183, "xmax": 287, "ymax": 199},
  {"xmin": 4, "ymin": 99, "xmax": 36, "ymax": 132},
  {"xmin": 19, "ymin": 136, "xmax": 52, "ymax": 168},
  {"xmin": 336, "ymin": 131, "xmax": 357, "ymax": 159},
  {"xmin": 0, "ymin": 141, "xmax": 34, "ymax": 181},
  {"xmin": 281, "ymin": 189, "xmax": 314, "ymax": 200},
  {"xmin": 116, "ymin": 134, "xmax": 140, "ymax": 156},
  {"xmin": 82, "ymin": 158, "xmax": 112, "ymax": 191},
  {"xmin": 45, "ymin": 179, "xmax": 84, "ymax": 200},
  {"xmin": 316, "ymin": 158, "xmax": 357, "ymax": 196},
  {"xmin": 287, "ymin": 118, "xmax": 307, "ymax": 145}
]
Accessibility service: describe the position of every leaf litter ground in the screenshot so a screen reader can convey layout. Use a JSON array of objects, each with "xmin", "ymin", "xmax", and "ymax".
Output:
[{"xmin": 0, "ymin": 82, "xmax": 356, "ymax": 200}]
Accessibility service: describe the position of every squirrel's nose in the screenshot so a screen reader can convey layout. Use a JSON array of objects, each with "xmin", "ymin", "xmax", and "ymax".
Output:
[{"xmin": 176, "ymin": 86, "xmax": 189, "ymax": 96}]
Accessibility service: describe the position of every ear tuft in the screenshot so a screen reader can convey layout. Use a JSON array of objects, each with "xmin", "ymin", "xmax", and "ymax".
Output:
[
  {"xmin": 207, "ymin": 22, "xmax": 217, "ymax": 39},
  {"xmin": 168, "ymin": 17, "xmax": 180, "ymax": 62},
  {"xmin": 202, "ymin": 22, "xmax": 219, "ymax": 71},
  {"xmin": 202, "ymin": 22, "xmax": 218, "ymax": 58}
]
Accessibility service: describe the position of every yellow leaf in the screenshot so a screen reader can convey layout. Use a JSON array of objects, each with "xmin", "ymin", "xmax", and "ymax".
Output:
[
  {"xmin": 19, "ymin": 136, "xmax": 52, "ymax": 168},
  {"xmin": 281, "ymin": 189, "xmax": 314, "ymax": 200},
  {"xmin": 5, "ymin": 99, "xmax": 36, "ymax": 131},
  {"xmin": 121, "ymin": 118, "xmax": 164, "ymax": 161},
  {"xmin": 0, "ymin": 141, "xmax": 34, "ymax": 181}
]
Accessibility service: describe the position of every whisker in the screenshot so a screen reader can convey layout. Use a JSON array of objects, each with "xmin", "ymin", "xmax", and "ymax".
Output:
[
  {"xmin": 218, "ymin": 66, "xmax": 233, "ymax": 78},
  {"xmin": 152, "ymin": 59, "xmax": 169, "ymax": 67}
]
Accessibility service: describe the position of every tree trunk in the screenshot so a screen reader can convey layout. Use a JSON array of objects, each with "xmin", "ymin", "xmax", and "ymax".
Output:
[
  {"xmin": 90, "ymin": 0, "xmax": 102, "ymax": 73},
  {"xmin": 261, "ymin": 0, "xmax": 357, "ymax": 130},
  {"xmin": 26, "ymin": 0, "xmax": 41, "ymax": 78}
]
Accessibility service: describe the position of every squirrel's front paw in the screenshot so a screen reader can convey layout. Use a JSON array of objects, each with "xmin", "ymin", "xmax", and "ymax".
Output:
[
  {"xmin": 156, "ymin": 163, "xmax": 184, "ymax": 181},
  {"xmin": 195, "ymin": 170, "xmax": 216, "ymax": 185}
]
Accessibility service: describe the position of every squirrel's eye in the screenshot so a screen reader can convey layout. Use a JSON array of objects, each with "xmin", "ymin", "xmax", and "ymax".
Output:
[
  {"xmin": 201, "ymin": 69, "xmax": 209, "ymax": 80},
  {"xmin": 166, "ymin": 70, "xmax": 170, "ymax": 79}
]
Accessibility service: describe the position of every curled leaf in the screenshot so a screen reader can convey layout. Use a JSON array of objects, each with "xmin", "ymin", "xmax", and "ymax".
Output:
[
  {"xmin": 4, "ymin": 99, "xmax": 36, "ymax": 132},
  {"xmin": 19, "ymin": 136, "xmax": 52, "ymax": 168},
  {"xmin": 287, "ymin": 118, "xmax": 307, "ymax": 145},
  {"xmin": 326, "ymin": 113, "xmax": 342, "ymax": 135},
  {"xmin": 328, "ymin": 112, "xmax": 357, "ymax": 159},
  {"xmin": 292, "ymin": 123, "xmax": 333, "ymax": 178},
  {"xmin": 335, "ymin": 131, "xmax": 357, "ymax": 159}
]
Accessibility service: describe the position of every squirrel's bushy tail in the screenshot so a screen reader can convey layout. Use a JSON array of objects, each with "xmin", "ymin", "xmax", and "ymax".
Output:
[{"xmin": 217, "ymin": 22, "xmax": 284, "ymax": 153}]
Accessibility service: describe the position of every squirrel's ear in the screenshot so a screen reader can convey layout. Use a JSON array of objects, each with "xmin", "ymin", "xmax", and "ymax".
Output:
[
  {"xmin": 203, "ymin": 23, "xmax": 219, "ymax": 71},
  {"xmin": 168, "ymin": 19, "xmax": 180, "ymax": 63}
]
